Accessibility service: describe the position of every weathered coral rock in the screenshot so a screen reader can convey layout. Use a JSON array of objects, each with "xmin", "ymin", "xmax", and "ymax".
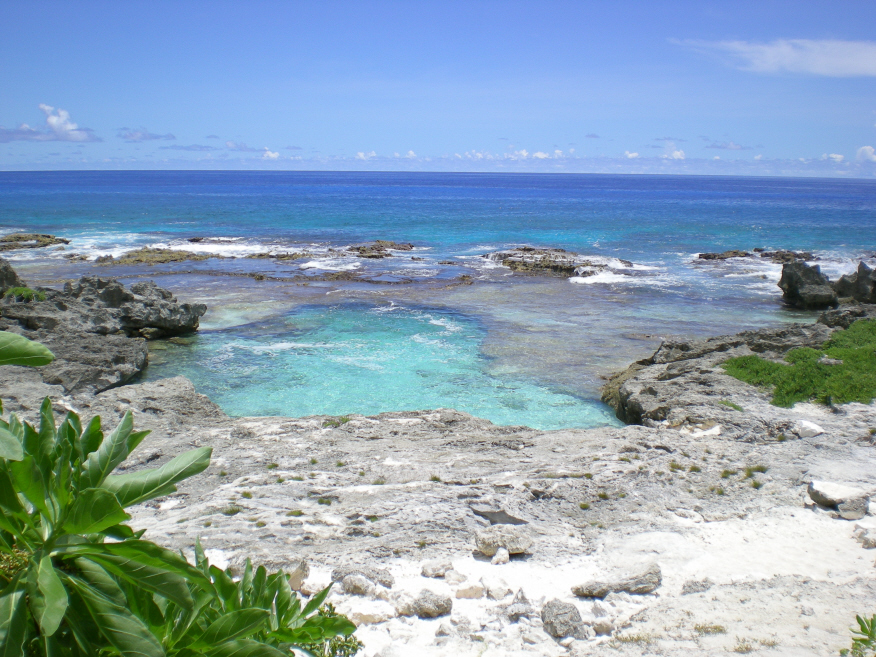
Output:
[
  {"xmin": 833, "ymin": 261, "xmax": 876, "ymax": 303},
  {"xmin": 0, "ymin": 233, "xmax": 70, "ymax": 252},
  {"xmin": 778, "ymin": 261, "xmax": 838, "ymax": 309},
  {"xmin": 0, "ymin": 258, "xmax": 23, "ymax": 294},
  {"xmin": 541, "ymin": 599, "xmax": 590, "ymax": 639},
  {"xmin": 475, "ymin": 524, "xmax": 532, "ymax": 556},
  {"xmin": 808, "ymin": 481, "xmax": 870, "ymax": 520},
  {"xmin": 331, "ymin": 565, "xmax": 394, "ymax": 589},
  {"xmin": 571, "ymin": 563, "xmax": 662, "ymax": 598}
]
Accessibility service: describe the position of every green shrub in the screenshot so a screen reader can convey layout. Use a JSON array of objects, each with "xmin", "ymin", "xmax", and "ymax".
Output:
[
  {"xmin": 723, "ymin": 319, "xmax": 876, "ymax": 407},
  {"xmin": 846, "ymin": 614, "xmax": 876, "ymax": 657},
  {"xmin": 3, "ymin": 286, "xmax": 46, "ymax": 302}
]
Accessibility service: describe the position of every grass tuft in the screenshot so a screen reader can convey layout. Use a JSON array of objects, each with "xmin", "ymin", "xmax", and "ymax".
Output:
[
  {"xmin": 221, "ymin": 505, "xmax": 242, "ymax": 516},
  {"xmin": 694, "ymin": 624, "xmax": 726, "ymax": 635},
  {"xmin": 719, "ymin": 400, "xmax": 744, "ymax": 412}
]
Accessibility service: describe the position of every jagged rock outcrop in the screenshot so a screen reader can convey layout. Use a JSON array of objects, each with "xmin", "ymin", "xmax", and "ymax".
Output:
[
  {"xmin": 0, "ymin": 233, "xmax": 70, "ymax": 252},
  {"xmin": 0, "ymin": 261, "xmax": 206, "ymax": 393},
  {"xmin": 2, "ymin": 275, "xmax": 206, "ymax": 339},
  {"xmin": 601, "ymin": 322, "xmax": 834, "ymax": 435},
  {"xmin": 778, "ymin": 261, "xmax": 838, "ymax": 309},
  {"xmin": 0, "ymin": 259, "xmax": 23, "ymax": 294},
  {"xmin": 818, "ymin": 304, "xmax": 876, "ymax": 329},
  {"xmin": 484, "ymin": 246, "xmax": 632, "ymax": 277},
  {"xmin": 833, "ymin": 261, "xmax": 876, "ymax": 303},
  {"xmin": 346, "ymin": 241, "xmax": 414, "ymax": 258}
]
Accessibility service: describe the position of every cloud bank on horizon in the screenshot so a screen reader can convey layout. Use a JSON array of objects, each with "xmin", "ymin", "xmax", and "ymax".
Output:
[{"xmin": 1, "ymin": 1, "xmax": 875, "ymax": 176}]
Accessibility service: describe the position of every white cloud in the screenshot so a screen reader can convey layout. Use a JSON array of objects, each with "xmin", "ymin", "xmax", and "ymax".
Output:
[
  {"xmin": 683, "ymin": 39, "xmax": 876, "ymax": 77},
  {"xmin": 262, "ymin": 148, "xmax": 279, "ymax": 160},
  {"xmin": 507, "ymin": 149, "xmax": 529, "ymax": 160},
  {"xmin": 532, "ymin": 151, "xmax": 550, "ymax": 159},
  {"xmin": 713, "ymin": 156, "xmax": 721, "ymax": 160},
  {"xmin": 820, "ymin": 153, "xmax": 845, "ymax": 163},
  {"xmin": 226, "ymin": 141, "xmax": 260, "ymax": 152},
  {"xmin": 706, "ymin": 141, "xmax": 750, "ymax": 151},
  {"xmin": 0, "ymin": 104, "xmax": 101, "ymax": 143},
  {"xmin": 406, "ymin": 150, "xmax": 416, "ymax": 159},
  {"xmin": 624, "ymin": 151, "xmax": 639, "ymax": 159},
  {"xmin": 858, "ymin": 146, "xmax": 876, "ymax": 162},
  {"xmin": 662, "ymin": 150, "xmax": 685, "ymax": 160},
  {"xmin": 355, "ymin": 151, "xmax": 377, "ymax": 160},
  {"xmin": 119, "ymin": 127, "xmax": 174, "ymax": 142},
  {"xmin": 754, "ymin": 154, "xmax": 763, "ymax": 160}
]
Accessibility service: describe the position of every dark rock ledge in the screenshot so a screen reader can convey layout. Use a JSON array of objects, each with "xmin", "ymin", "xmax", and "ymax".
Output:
[{"xmin": 0, "ymin": 258, "xmax": 205, "ymax": 393}]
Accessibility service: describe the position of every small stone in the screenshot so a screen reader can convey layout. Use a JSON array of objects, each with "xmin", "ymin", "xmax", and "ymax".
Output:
[
  {"xmin": 482, "ymin": 576, "xmax": 512, "ymax": 600},
  {"xmin": 491, "ymin": 547, "xmax": 510, "ymax": 565},
  {"xmin": 475, "ymin": 524, "xmax": 533, "ymax": 557},
  {"xmin": 541, "ymin": 599, "xmax": 590, "ymax": 640},
  {"xmin": 410, "ymin": 590, "xmax": 453, "ymax": 619},
  {"xmin": 342, "ymin": 574, "xmax": 375, "ymax": 596},
  {"xmin": 572, "ymin": 563, "xmax": 662, "ymax": 598},
  {"xmin": 592, "ymin": 620, "xmax": 614, "ymax": 636},
  {"xmin": 522, "ymin": 633, "xmax": 541, "ymax": 645},
  {"xmin": 681, "ymin": 578, "xmax": 713, "ymax": 595},
  {"xmin": 421, "ymin": 559, "xmax": 453, "ymax": 578},
  {"xmin": 504, "ymin": 589, "xmax": 535, "ymax": 622},
  {"xmin": 331, "ymin": 565, "xmax": 394, "ymax": 589},
  {"xmin": 559, "ymin": 637, "xmax": 575, "ymax": 647},
  {"xmin": 795, "ymin": 420, "xmax": 825, "ymax": 438},
  {"xmin": 591, "ymin": 602, "xmax": 609, "ymax": 617},
  {"xmin": 444, "ymin": 569, "xmax": 466, "ymax": 584},
  {"xmin": 808, "ymin": 481, "xmax": 870, "ymax": 520},
  {"xmin": 455, "ymin": 583, "xmax": 485, "ymax": 599},
  {"xmin": 287, "ymin": 559, "xmax": 309, "ymax": 591},
  {"xmin": 436, "ymin": 622, "xmax": 453, "ymax": 637},
  {"xmin": 348, "ymin": 601, "xmax": 396, "ymax": 625},
  {"xmin": 300, "ymin": 579, "xmax": 330, "ymax": 597}
]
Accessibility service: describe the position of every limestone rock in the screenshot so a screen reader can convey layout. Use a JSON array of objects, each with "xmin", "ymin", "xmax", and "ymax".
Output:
[
  {"xmin": 475, "ymin": 524, "xmax": 532, "ymax": 557},
  {"xmin": 444, "ymin": 569, "xmax": 466, "ymax": 584},
  {"xmin": 421, "ymin": 559, "xmax": 452, "ymax": 578},
  {"xmin": 592, "ymin": 619, "xmax": 614, "ymax": 636},
  {"xmin": 572, "ymin": 563, "xmax": 662, "ymax": 598},
  {"xmin": 818, "ymin": 304, "xmax": 876, "ymax": 329},
  {"xmin": 681, "ymin": 578, "xmax": 713, "ymax": 595},
  {"xmin": 482, "ymin": 576, "xmax": 512, "ymax": 600},
  {"xmin": 833, "ymin": 261, "xmax": 876, "ymax": 304},
  {"xmin": 491, "ymin": 547, "xmax": 510, "ymax": 565},
  {"xmin": 504, "ymin": 589, "xmax": 535, "ymax": 622},
  {"xmin": 795, "ymin": 420, "xmax": 825, "ymax": 438},
  {"xmin": 287, "ymin": 559, "xmax": 309, "ymax": 591},
  {"xmin": 342, "ymin": 574, "xmax": 375, "ymax": 596},
  {"xmin": 331, "ymin": 565, "xmax": 394, "ymax": 589},
  {"xmin": 540, "ymin": 599, "xmax": 590, "ymax": 640},
  {"xmin": 347, "ymin": 600, "xmax": 395, "ymax": 626},
  {"xmin": 778, "ymin": 262, "xmax": 838, "ymax": 309},
  {"xmin": 808, "ymin": 481, "xmax": 870, "ymax": 520},
  {"xmin": 409, "ymin": 590, "xmax": 452, "ymax": 619},
  {"xmin": 0, "ymin": 257, "xmax": 23, "ymax": 293},
  {"xmin": 455, "ymin": 582, "xmax": 484, "ymax": 599}
]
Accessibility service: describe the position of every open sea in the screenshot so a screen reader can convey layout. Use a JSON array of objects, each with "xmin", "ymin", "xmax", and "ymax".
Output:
[{"xmin": 1, "ymin": 171, "xmax": 875, "ymax": 429}]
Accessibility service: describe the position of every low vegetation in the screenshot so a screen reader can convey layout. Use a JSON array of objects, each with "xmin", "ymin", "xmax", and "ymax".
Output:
[
  {"xmin": 4, "ymin": 286, "xmax": 47, "ymax": 302},
  {"xmin": 722, "ymin": 319, "xmax": 876, "ymax": 407}
]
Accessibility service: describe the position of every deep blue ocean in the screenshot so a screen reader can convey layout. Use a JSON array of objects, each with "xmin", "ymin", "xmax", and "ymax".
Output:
[{"xmin": 1, "ymin": 171, "xmax": 874, "ymax": 429}]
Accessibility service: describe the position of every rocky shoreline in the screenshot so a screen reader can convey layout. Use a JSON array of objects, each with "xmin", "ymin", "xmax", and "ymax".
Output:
[{"xmin": 1, "ymin": 258, "xmax": 875, "ymax": 656}]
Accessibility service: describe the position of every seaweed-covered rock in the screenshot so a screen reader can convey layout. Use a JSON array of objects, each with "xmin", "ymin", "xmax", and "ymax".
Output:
[
  {"xmin": 778, "ymin": 262, "xmax": 838, "ymax": 309},
  {"xmin": 698, "ymin": 250, "xmax": 750, "ymax": 261},
  {"xmin": 0, "ymin": 233, "xmax": 70, "ymax": 252},
  {"xmin": 347, "ymin": 241, "xmax": 414, "ymax": 258}
]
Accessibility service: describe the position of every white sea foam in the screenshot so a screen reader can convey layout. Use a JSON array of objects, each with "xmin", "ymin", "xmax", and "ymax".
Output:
[
  {"xmin": 569, "ymin": 272, "xmax": 635, "ymax": 285},
  {"xmin": 299, "ymin": 259, "xmax": 361, "ymax": 271}
]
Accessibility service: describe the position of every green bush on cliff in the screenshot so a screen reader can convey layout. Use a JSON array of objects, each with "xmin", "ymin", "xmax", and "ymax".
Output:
[
  {"xmin": 722, "ymin": 319, "xmax": 876, "ymax": 407},
  {"xmin": 3, "ymin": 287, "xmax": 46, "ymax": 302},
  {"xmin": 0, "ymin": 331, "xmax": 360, "ymax": 656}
]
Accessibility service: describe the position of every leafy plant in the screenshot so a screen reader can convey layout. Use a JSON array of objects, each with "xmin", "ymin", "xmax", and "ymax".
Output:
[
  {"xmin": 848, "ymin": 614, "xmax": 876, "ymax": 657},
  {"xmin": 0, "ymin": 332, "xmax": 360, "ymax": 656}
]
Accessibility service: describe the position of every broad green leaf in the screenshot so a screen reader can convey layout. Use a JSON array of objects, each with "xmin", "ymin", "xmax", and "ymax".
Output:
[
  {"xmin": 102, "ymin": 446, "xmax": 212, "ymax": 508},
  {"xmin": 205, "ymin": 639, "xmax": 287, "ymax": 657},
  {"xmin": 27, "ymin": 556, "xmax": 68, "ymax": 637},
  {"xmin": 62, "ymin": 597, "xmax": 100, "ymax": 656},
  {"xmin": 209, "ymin": 566, "xmax": 239, "ymax": 612},
  {"xmin": 85, "ymin": 554, "xmax": 193, "ymax": 609},
  {"xmin": 0, "ymin": 576, "xmax": 28, "ymax": 657},
  {"xmin": 56, "ymin": 541, "xmax": 213, "ymax": 594},
  {"xmin": 0, "ymin": 332, "xmax": 54, "ymax": 367},
  {"xmin": 0, "ymin": 468, "xmax": 26, "ymax": 518},
  {"xmin": 63, "ymin": 574, "xmax": 164, "ymax": 657},
  {"xmin": 0, "ymin": 427, "xmax": 22, "ymax": 462},
  {"xmin": 9, "ymin": 456, "xmax": 53, "ymax": 521},
  {"xmin": 190, "ymin": 609, "xmax": 269, "ymax": 649},
  {"xmin": 81, "ymin": 411, "xmax": 134, "ymax": 489},
  {"xmin": 75, "ymin": 559, "xmax": 126, "ymax": 606},
  {"xmin": 62, "ymin": 488, "xmax": 129, "ymax": 535},
  {"xmin": 78, "ymin": 416, "xmax": 102, "ymax": 460},
  {"xmin": 37, "ymin": 398, "xmax": 57, "ymax": 462},
  {"xmin": 300, "ymin": 585, "xmax": 331, "ymax": 618}
]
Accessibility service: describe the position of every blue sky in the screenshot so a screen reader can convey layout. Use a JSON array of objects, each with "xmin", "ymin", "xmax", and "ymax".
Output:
[{"xmin": 2, "ymin": 0, "xmax": 876, "ymax": 175}]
